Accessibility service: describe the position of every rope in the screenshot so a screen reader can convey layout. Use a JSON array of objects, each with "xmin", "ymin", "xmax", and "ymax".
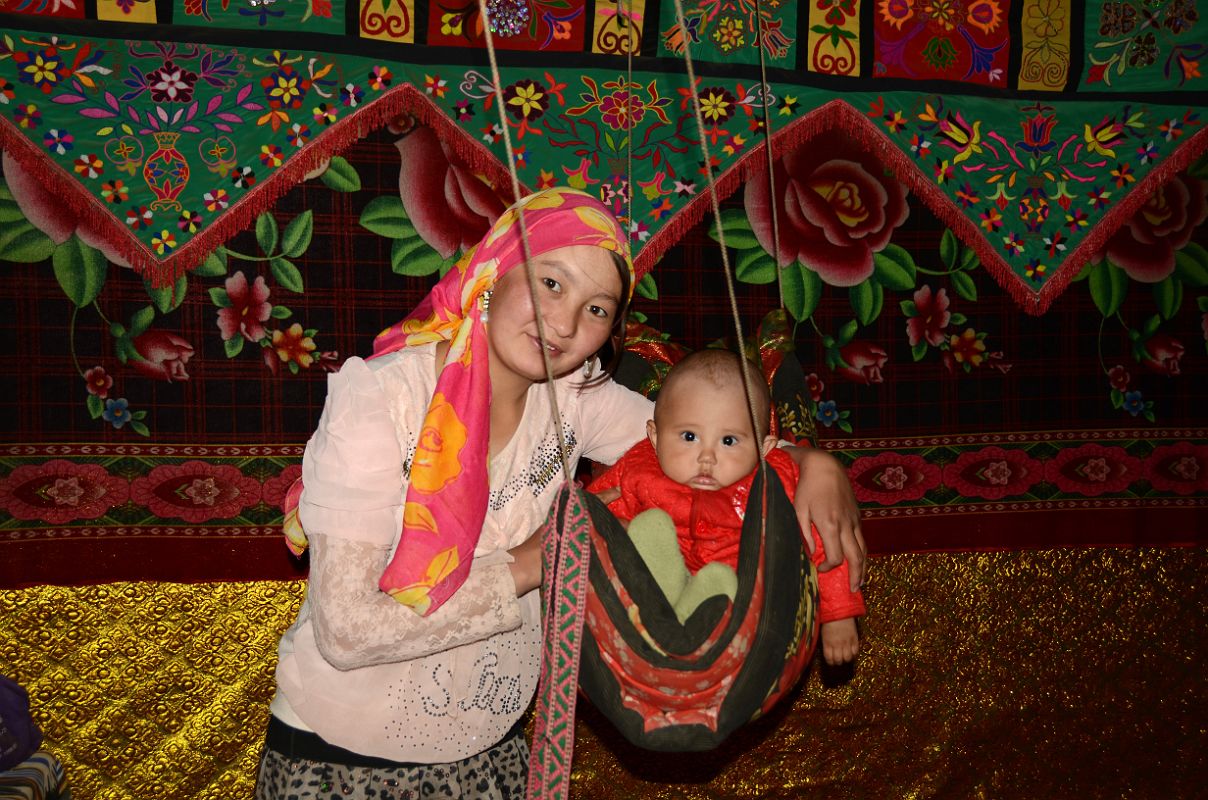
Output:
[
  {"xmin": 753, "ymin": 0, "xmax": 785, "ymax": 311},
  {"xmin": 477, "ymin": 0, "xmax": 575, "ymax": 484},
  {"xmin": 671, "ymin": 0, "xmax": 767, "ymax": 470},
  {"xmin": 474, "ymin": 7, "xmax": 592, "ymax": 800},
  {"xmin": 625, "ymin": 0, "xmax": 635, "ymax": 271},
  {"xmin": 754, "ymin": 0, "xmax": 819, "ymax": 448}
]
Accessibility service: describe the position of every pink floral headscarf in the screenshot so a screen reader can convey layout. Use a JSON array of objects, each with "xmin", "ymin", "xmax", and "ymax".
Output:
[{"xmin": 285, "ymin": 186, "xmax": 632, "ymax": 616}]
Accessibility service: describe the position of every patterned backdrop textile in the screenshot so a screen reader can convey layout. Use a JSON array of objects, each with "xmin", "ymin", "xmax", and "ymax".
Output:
[
  {"xmin": 0, "ymin": 4, "xmax": 1204, "ymax": 799},
  {"xmin": 0, "ymin": 125, "xmax": 1206, "ymax": 586}
]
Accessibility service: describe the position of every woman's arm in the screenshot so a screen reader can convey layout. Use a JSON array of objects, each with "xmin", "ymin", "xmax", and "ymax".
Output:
[
  {"xmin": 782, "ymin": 446, "xmax": 866, "ymax": 592},
  {"xmin": 308, "ymin": 533, "xmax": 524, "ymax": 670}
]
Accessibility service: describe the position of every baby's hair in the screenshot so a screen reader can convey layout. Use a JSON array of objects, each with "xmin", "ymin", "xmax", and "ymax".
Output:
[{"xmin": 657, "ymin": 349, "xmax": 772, "ymax": 438}]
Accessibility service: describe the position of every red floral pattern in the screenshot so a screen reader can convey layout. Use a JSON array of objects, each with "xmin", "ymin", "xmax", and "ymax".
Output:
[
  {"xmin": 394, "ymin": 124, "xmax": 508, "ymax": 260},
  {"xmin": 261, "ymin": 464, "xmax": 303, "ymax": 509},
  {"xmin": 1097, "ymin": 175, "xmax": 1208, "ymax": 283},
  {"xmin": 130, "ymin": 330, "xmax": 195, "ymax": 382},
  {"xmin": 0, "ymin": 460, "xmax": 130, "ymax": 524},
  {"xmin": 942, "ymin": 446, "xmax": 1042, "ymax": 500},
  {"xmin": 1145, "ymin": 443, "xmax": 1206, "ymax": 496},
  {"xmin": 129, "ymin": 461, "xmax": 261, "ymax": 523},
  {"xmin": 1043, "ymin": 443, "xmax": 1142, "ymax": 496},
  {"xmin": 848, "ymin": 453, "xmax": 942, "ymax": 505},
  {"xmin": 743, "ymin": 130, "xmax": 909, "ymax": 287}
]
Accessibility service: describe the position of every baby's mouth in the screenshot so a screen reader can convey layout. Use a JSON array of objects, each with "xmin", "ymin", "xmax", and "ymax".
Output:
[{"xmin": 689, "ymin": 474, "xmax": 719, "ymax": 489}]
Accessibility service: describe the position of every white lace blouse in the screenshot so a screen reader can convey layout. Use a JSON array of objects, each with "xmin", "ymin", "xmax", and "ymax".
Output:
[{"xmin": 269, "ymin": 346, "xmax": 652, "ymax": 762}]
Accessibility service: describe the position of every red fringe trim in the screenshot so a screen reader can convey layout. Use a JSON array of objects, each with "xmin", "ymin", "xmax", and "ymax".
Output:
[
  {"xmin": 3, "ymin": 90, "xmax": 1206, "ymax": 309},
  {"xmin": 637, "ymin": 99, "xmax": 1208, "ymax": 316},
  {"xmin": 0, "ymin": 85, "xmax": 526, "ymax": 288}
]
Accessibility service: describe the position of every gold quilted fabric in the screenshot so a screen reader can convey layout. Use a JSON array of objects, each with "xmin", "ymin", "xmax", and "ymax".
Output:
[{"xmin": 1, "ymin": 548, "xmax": 1204, "ymax": 799}]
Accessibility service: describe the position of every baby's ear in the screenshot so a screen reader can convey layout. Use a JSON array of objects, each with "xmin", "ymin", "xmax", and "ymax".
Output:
[
  {"xmin": 760, "ymin": 435, "xmax": 778, "ymax": 457},
  {"xmin": 646, "ymin": 419, "xmax": 658, "ymax": 448}
]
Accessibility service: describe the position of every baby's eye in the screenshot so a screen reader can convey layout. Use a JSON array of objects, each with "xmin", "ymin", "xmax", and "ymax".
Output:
[
  {"xmin": 721, "ymin": 435, "xmax": 738, "ymax": 446},
  {"xmin": 679, "ymin": 431, "xmax": 696, "ymax": 442}
]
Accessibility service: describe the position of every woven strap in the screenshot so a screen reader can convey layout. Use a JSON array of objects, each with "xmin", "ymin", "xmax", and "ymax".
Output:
[{"xmin": 526, "ymin": 481, "xmax": 593, "ymax": 800}]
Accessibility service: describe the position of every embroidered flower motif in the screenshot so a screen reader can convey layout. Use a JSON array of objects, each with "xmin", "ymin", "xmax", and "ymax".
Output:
[
  {"xmin": 259, "ymin": 144, "xmax": 284, "ymax": 168},
  {"xmin": 924, "ymin": 0, "xmax": 959, "ymax": 30},
  {"xmin": 599, "ymin": 90, "xmax": 644, "ymax": 131},
  {"xmin": 943, "ymin": 446, "xmax": 1040, "ymax": 500},
  {"xmin": 261, "ymin": 67, "xmax": 309, "ymax": 110},
  {"xmin": 13, "ymin": 103, "xmax": 40, "ymax": 130},
  {"xmin": 503, "ymin": 80, "xmax": 548, "ymax": 121},
  {"xmin": 816, "ymin": 399, "xmax": 840, "ymax": 427},
  {"xmin": 1045, "ymin": 444, "xmax": 1141, "ymax": 496},
  {"xmin": 369, "ymin": 66, "xmax": 393, "ymax": 90},
  {"xmin": 217, "ymin": 271, "xmax": 273, "ymax": 343},
  {"xmin": 14, "ymin": 48, "xmax": 69, "ymax": 94},
  {"xmin": 423, "ymin": 74, "xmax": 448, "ymax": 99},
  {"xmin": 232, "ymin": 166, "xmax": 256, "ymax": 188},
  {"xmin": 130, "ymin": 461, "xmax": 262, "ymax": 523},
  {"xmin": 100, "ymin": 180, "xmax": 128, "ymax": 204},
  {"xmin": 948, "ymin": 327, "xmax": 986, "ymax": 366},
  {"xmin": 130, "ymin": 330, "xmax": 194, "ymax": 382},
  {"xmin": 979, "ymin": 207, "xmax": 1003, "ymax": 232},
  {"xmin": 43, "ymin": 128, "xmax": 73, "ymax": 155},
  {"xmin": 312, "ymin": 103, "xmax": 337, "ymax": 126},
  {"xmin": 699, "ymin": 87, "xmax": 737, "ymax": 124},
  {"xmin": 103, "ymin": 397, "xmax": 132, "ymax": 429},
  {"xmin": 965, "ymin": 0, "xmax": 1002, "ymax": 34},
  {"xmin": 0, "ymin": 460, "xmax": 130, "ymax": 524},
  {"xmin": 288, "ymin": 123, "xmax": 310, "ymax": 147},
  {"xmin": 878, "ymin": 0, "xmax": 915, "ymax": 30},
  {"xmin": 201, "ymin": 190, "xmax": 228, "ymax": 212},
  {"xmin": 712, "ymin": 16, "xmax": 746, "ymax": 51},
  {"xmin": 906, "ymin": 285, "xmax": 951, "ymax": 347},
  {"xmin": 146, "ymin": 60, "xmax": 199, "ymax": 103},
  {"xmin": 84, "ymin": 366, "xmax": 113, "ymax": 398},
  {"xmin": 126, "ymin": 206, "xmax": 153, "ymax": 229},
  {"xmin": 340, "ymin": 83, "xmax": 364, "ymax": 108},
  {"xmin": 151, "ymin": 229, "xmax": 177, "ymax": 254},
  {"xmin": 272, "ymin": 323, "xmax": 317, "ymax": 369},
  {"xmin": 178, "ymin": 209, "xmax": 202, "ymax": 234}
]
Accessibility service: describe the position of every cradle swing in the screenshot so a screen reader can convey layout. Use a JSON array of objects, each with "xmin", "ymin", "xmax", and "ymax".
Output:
[
  {"xmin": 463, "ymin": 0, "xmax": 824, "ymax": 775},
  {"xmin": 464, "ymin": 0, "xmax": 823, "ymax": 792}
]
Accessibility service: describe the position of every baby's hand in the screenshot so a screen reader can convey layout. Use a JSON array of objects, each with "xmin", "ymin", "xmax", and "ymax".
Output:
[{"xmin": 820, "ymin": 618, "xmax": 860, "ymax": 666}]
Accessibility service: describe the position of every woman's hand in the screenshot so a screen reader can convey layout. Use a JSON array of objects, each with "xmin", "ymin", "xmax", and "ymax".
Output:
[
  {"xmin": 507, "ymin": 532, "xmax": 544, "ymax": 596},
  {"xmin": 783, "ymin": 446, "xmax": 866, "ymax": 592}
]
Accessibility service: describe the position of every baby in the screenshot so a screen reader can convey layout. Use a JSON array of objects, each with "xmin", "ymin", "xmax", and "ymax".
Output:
[{"xmin": 590, "ymin": 349, "xmax": 864, "ymax": 665}]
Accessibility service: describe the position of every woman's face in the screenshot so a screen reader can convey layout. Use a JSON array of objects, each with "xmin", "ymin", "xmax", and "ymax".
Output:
[{"xmin": 486, "ymin": 244, "xmax": 623, "ymax": 387}]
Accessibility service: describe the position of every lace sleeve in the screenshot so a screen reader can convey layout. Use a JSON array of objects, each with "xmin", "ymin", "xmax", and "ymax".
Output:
[{"xmin": 308, "ymin": 532, "xmax": 524, "ymax": 670}]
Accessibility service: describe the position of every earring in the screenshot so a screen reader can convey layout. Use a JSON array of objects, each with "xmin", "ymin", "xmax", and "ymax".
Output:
[
  {"xmin": 479, "ymin": 290, "xmax": 492, "ymax": 323},
  {"xmin": 582, "ymin": 358, "xmax": 595, "ymax": 379}
]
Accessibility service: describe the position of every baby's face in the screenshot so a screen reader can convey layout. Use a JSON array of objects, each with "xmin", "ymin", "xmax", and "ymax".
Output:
[{"xmin": 647, "ymin": 374, "xmax": 769, "ymax": 491}]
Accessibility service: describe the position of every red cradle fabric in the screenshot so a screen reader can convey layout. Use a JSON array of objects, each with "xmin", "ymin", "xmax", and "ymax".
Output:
[{"xmin": 578, "ymin": 469, "xmax": 819, "ymax": 751}]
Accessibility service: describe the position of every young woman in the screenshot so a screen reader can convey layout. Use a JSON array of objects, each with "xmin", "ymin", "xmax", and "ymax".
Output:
[{"xmin": 257, "ymin": 187, "xmax": 865, "ymax": 798}]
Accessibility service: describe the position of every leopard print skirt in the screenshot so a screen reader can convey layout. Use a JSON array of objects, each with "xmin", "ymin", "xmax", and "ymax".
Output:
[{"xmin": 254, "ymin": 730, "xmax": 529, "ymax": 799}]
